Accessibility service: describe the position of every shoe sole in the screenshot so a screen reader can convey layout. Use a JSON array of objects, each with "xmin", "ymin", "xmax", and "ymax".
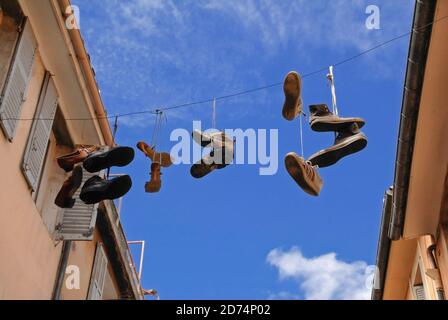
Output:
[
  {"xmin": 80, "ymin": 175, "xmax": 132, "ymax": 205},
  {"xmin": 190, "ymin": 162, "xmax": 217, "ymax": 179},
  {"xmin": 310, "ymin": 117, "xmax": 365, "ymax": 132},
  {"xmin": 309, "ymin": 134, "xmax": 367, "ymax": 168},
  {"xmin": 282, "ymin": 72, "xmax": 302, "ymax": 121},
  {"xmin": 83, "ymin": 146, "xmax": 135, "ymax": 173},
  {"xmin": 145, "ymin": 181, "xmax": 162, "ymax": 193},
  {"xmin": 285, "ymin": 153, "xmax": 319, "ymax": 196}
]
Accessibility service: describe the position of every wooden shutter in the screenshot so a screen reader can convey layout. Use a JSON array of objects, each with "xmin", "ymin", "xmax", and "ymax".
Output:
[
  {"xmin": 88, "ymin": 243, "xmax": 108, "ymax": 300},
  {"xmin": 54, "ymin": 171, "xmax": 101, "ymax": 241},
  {"xmin": 22, "ymin": 74, "xmax": 58, "ymax": 191},
  {"xmin": 0, "ymin": 19, "xmax": 37, "ymax": 140}
]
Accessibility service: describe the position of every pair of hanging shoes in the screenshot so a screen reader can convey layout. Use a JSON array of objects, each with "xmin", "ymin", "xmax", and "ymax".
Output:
[
  {"xmin": 308, "ymin": 104, "xmax": 367, "ymax": 168},
  {"xmin": 55, "ymin": 146, "xmax": 135, "ymax": 208},
  {"xmin": 190, "ymin": 130, "xmax": 234, "ymax": 179},
  {"xmin": 137, "ymin": 141, "xmax": 173, "ymax": 193},
  {"xmin": 282, "ymin": 71, "xmax": 323, "ymax": 196}
]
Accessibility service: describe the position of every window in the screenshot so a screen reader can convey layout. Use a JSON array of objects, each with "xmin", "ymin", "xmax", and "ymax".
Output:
[
  {"xmin": 0, "ymin": 0, "xmax": 24, "ymax": 91},
  {"xmin": 0, "ymin": 1, "xmax": 37, "ymax": 141},
  {"xmin": 88, "ymin": 243, "xmax": 109, "ymax": 300},
  {"xmin": 22, "ymin": 73, "xmax": 58, "ymax": 192}
]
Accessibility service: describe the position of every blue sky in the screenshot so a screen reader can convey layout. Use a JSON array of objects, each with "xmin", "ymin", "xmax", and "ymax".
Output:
[{"xmin": 71, "ymin": 0, "xmax": 414, "ymax": 299}]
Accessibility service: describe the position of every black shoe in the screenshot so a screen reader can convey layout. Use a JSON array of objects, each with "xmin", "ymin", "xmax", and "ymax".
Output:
[
  {"xmin": 309, "ymin": 104, "xmax": 365, "ymax": 132},
  {"xmin": 80, "ymin": 175, "xmax": 132, "ymax": 204},
  {"xmin": 308, "ymin": 123, "xmax": 367, "ymax": 168},
  {"xmin": 83, "ymin": 146, "xmax": 135, "ymax": 173}
]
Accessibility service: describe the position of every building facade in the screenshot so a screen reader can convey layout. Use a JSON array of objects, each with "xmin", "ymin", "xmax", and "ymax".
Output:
[
  {"xmin": 372, "ymin": 0, "xmax": 448, "ymax": 300},
  {"xmin": 0, "ymin": 0, "xmax": 143, "ymax": 299}
]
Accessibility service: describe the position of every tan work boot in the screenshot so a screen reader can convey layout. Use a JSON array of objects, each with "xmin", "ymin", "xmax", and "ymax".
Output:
[
  {"xmin": 137, "ymin": 141, "xmax": 173, "ymax": 168},
  {"xmin": 145, "ymin": 163, "xmax": 162, "ymax": 193},
  {"xmin": 285, "ymin": 152, "xmax": 323, "ymax": 196},
  {"xmin": 282, "ymin": 71, "xmax": 303, "ymax": 121}
]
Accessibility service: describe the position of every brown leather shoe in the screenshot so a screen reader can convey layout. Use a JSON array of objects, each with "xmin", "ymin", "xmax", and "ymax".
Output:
[
  {"xmin": 282, "ymin": 71, "xmax": 303, "ymax": 121},
  {"xmin": 308, "ymin": 123, "xmax": 367, "ymax": 168},
  {"xmin": 55, "ymin": 165, "xmax": 83, "ymax": 208},
  {"xmin": 145, "ymin": 163, "xmax": 162, "ymax": 193},
  {"xmin": 309, "ymin": 104, "xmax": 365, "ymax": 132},
  {"xmin": 57, "ymin": 145, "xmax": 98, "ymax": 172},
  {"xmin": 285, "ymin": 153, "xmax": 323, "ymax": 196},
  {"xmin": 137, "ymin": 141, "xmax": 173, "ymax": 168}
]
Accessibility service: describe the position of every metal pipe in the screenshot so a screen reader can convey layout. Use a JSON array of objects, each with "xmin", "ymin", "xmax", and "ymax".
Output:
[
  {"xmin": 128, "ymin": 241, "xmax": 146, "ymax": 281},
  {"xmin": 52, "ymin": 240, "xmax": 72, "ymax": 300},
  {"xmin": 389, "ymin": 0, "xmax": 437, "ymax": 240}
]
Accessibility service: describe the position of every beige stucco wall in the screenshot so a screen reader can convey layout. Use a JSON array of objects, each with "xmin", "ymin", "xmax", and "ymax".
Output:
[
  {"xmin": 0, "ymin": 50, "xmax": 63, "ymax": 299},
  {"xmin": 60, "ymin": 231, "xmax": 120, "ymax": 300}
]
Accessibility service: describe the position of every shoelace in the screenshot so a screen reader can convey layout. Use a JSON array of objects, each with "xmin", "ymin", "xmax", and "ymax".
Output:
[{"xmin": 304, "ymin": 160, "xmax": 316, "ymax": 180}]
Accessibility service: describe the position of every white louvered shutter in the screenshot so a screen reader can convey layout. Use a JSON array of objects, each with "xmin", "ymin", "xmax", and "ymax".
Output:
[
  {"xmin": 88, "ymin": 243, "xmax": 108, "ymax": 300},
  {"xmin": 413, "ymin": 285, "xmax": 426, "ymax": 300},
  {"xmin": 54, "ymin": 171, "xmax": 100, "ymax": 241},
  {"xmin": 22, "ymin": 75, "xmax": 58, "ymax": 191},
  {"xmin": 0, "ymin": 19, "xmax": 37, "ymax": 140}
]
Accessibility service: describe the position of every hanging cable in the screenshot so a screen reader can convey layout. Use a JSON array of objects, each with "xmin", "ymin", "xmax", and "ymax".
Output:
[
  {"xmin": 4, "ymin": 14, "xmax": 448, "ymax": 123},
  {"xmin": 212, "ymin": 97, "xmax": 217, "ymax": 129},
  {"xmin": 299, "ymin": 112, "xmax": 305, "ymax": 158}
]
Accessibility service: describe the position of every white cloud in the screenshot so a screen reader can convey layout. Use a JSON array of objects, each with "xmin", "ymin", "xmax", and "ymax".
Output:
[{"xmin": 267, "ymin": 247, "xmax": 374, "ymax": 300}]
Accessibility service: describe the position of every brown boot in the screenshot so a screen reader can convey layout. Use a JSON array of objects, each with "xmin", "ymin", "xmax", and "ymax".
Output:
[
  {"xmin": 137, "ymin": 141, "xmax": 173, "ymax": 168},
  {"xmin": 308, "ymin": 123, "xmax": 367, "ymax": 168},
  {"xmin": 55, "ymin": 165, "xmax": 83, "ymax": 208},
  {"xmin": 57, "ymin": 145, "xmax": 99, "ymax": 172},
  {"xmin": 285, "ymin": 153, "xmax": 323, "ymax": 196},
  {"xmin": 309, "ymin": 104, "xmax": 365, "ymax": 132},
  {"xmin": 145, "ymin": 163, "xmax": 162, "ymax": 193},
  {"xmin": 282, "ymin": 71, "xmax": 303, "ymax": 121}
]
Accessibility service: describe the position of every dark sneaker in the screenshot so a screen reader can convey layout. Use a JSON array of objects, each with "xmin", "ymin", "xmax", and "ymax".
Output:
[
  {"xmin": 308, "ymin": 123, "xmax": 368, "ymax": 168},
  {"xmin": 137, "ymin": 141, "xmax": 173, "ymax": 168},
  {"xmin": 145, "ymin": 163, "xmax": 162, "ymax": 193},
  {"xmin": 57, "ymin": 145, "xmax": 99, "ymax": 172},
  {"xmin": 285, "ymin": 152, "xmax": 323, "ymax": 196},
  {"xmin": 190, "ymin": 154, "xmax": 219, "ymax": 179},
  {"xmin": 83, "ymin": 146, "xmax": 135, "ymax": 173},
  {"xmin": 80, "ymin": 175, "xmax": 132, "ymax": 204},
  {"xmin": 54, "ymin": 165, "xmax": 83, "ymax": 208},
  {"xmin": 282, "ymin": 71, "xmax": 303, "ymax": 121},
  {"xmin": 309, "ymin": 104, "xmax": 365, "ymax": 132}
]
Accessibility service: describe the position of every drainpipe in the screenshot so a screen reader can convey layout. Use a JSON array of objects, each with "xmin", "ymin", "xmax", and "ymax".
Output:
[
  {"xmin": 389, "ymin": 0, "xmax": 437, "ymax": 240},
  {"xmin": 52, "ymin": 240, "xmax": 72, "ymax": 300}
]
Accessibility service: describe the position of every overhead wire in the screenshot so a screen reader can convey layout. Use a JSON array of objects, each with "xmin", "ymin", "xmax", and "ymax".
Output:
[{"xmin": 3, "ymin": 14, "xmax": 447, "ymax": 123}]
